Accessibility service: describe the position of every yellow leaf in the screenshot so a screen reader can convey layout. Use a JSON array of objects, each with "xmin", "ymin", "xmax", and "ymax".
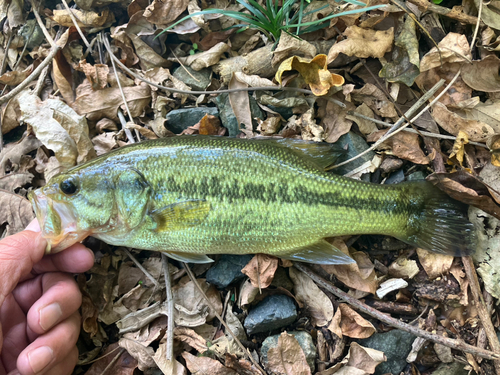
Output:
[
  {"xmin": 275, "ymin": 54, "xmax": 344, "ymax": 96},
  {"xmin": 448, "ymin": 130, "xmax": 469, "ymax": 166}
]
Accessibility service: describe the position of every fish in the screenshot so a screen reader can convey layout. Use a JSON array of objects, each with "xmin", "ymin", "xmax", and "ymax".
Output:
[{"xmin": 28, "ymin": 135, "xmax": 476, "ymax": 264}]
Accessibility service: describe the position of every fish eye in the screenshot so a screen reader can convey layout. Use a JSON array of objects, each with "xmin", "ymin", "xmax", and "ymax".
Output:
[{"xmin": 60, "ymin": 177, "xmax": 79, "ymax": 195}]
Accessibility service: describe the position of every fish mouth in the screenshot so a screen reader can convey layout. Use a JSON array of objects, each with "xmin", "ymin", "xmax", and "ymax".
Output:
[{"xmin": 28, "ymin": 189, "xmax": 89, "ymax": 254}]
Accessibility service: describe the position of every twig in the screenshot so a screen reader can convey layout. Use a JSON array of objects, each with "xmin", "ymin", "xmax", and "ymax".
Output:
[
  {"xmin": 100, "ymin": 348, "xmax": 126, "ymax": 375},
  {"xmin": 34, "ymin": 65, "xmax": 51, "ymax": 97},
  {"xmin": 161, "ymin": 254, "xmax": 175, "ymax": 363},
  {"xmin": 30, "ymin": 0, "xmax": 57, "ymax": 48},
  {"xmin": 470, "ymin": 0, "xmax": 483, "ymax": 54},
  {"xmin": 347, "ymin": 111, "xmax": 488, "ymax": 148},
  {"xmin": 60, "ymin": 0, "xmax": 91, "ymax": 48},
  {"xmin": 117, "ymin": 109, "xmax": 136, "ymax": 144},
  {"xmin": 0, "ymin": 33, "xmax": 13, "ymax": 76},
  {"xmin": 100, "ymin": 35, "xmax": 346, "ymax": 107},
  {"xmin": 123, "ymin": 248, "xmax": 160, "ymax": 288},
  {"xmin": 182, "ymin": 262, "xmax": 266, "ymax": 374},
  {"xmin": 293, "ymin": 263, "xmax": 500, "ymax": 361},
  {"xmin": 407, "ymin": 0, "xmax": 482, "ymax": 25},
  {"xmin": 463, "ymin": 256, "xmax": 500, "ymax": 373},
  {"xmin": 328, "ymin": 78, "xmax": 446, "ymax": 170}
]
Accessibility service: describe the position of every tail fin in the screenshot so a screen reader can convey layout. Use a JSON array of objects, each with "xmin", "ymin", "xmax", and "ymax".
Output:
[{"xmin": 400, "ymin": 182, "xmax": 476, "ymax": 256}]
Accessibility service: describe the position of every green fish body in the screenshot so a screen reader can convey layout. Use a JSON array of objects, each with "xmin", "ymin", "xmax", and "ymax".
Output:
[{"xmin": 29, "ymin": 136, "xmax": 476, "ymax": 264}]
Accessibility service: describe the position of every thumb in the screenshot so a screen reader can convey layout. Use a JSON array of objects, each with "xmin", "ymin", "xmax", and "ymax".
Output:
[{"xmin": 0, "ymin": 219, "xmax": 48, "ymax": 306}]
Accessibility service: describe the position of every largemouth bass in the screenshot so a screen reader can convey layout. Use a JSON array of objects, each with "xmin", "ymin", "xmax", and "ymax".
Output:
[{"xmin": 29, "ymin": 136, "xmax": 476, "ymax": 264}]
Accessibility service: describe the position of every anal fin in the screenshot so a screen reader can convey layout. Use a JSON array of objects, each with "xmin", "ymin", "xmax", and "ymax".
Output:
[
  {"xmin": 280, "ymin": 240, "xmax": 355, "ymax": 265},
  {"xmin": 165, "ymin": 251, "xmax": 214, "ymax": 264}
]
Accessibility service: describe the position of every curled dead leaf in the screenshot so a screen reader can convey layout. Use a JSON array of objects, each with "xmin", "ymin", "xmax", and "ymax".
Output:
[
  {"xmin": 0, "ymin": 189, "xmax": 34, "ymax": 236},
  {"xmin": 333, "ymin": 304, "xmax": 376, "ymax": 339},
  {"xmin": 417, "ymin": 248, "xmax": 454, "ymax": 279},
  {"xmin": 241, "ymin": 254, "xmax": 279, "ymax": 289},
  {"xmin": 276, "ymin": 54, "xmax": 344, "ymax": 96},
  {"xmin": 267, "ymin": 332, "xmax": 312, "ymax": 375}
]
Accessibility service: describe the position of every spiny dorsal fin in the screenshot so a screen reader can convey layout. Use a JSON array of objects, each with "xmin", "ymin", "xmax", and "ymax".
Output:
[
  {"xmin": 275, "ymin": 138, "xmax": 346, "ymax": 170},
  {"xmin": 150, "ymin": 199, "xmax": 211, "ymax": 232},
  {"xmin": 280, "ymin": 239, "xmax": 355, "ymax": 265}
]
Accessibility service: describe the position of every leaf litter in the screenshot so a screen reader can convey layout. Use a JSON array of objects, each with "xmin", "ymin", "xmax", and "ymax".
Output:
[{"xmin": 2, "ymin": 0, "xmax": 500, "ymax": 373}]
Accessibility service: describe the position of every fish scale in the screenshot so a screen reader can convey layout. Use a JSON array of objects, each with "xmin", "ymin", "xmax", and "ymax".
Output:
[{"xmin": 29, "ymin": 135, "xmax": 476, "ymax": 263}]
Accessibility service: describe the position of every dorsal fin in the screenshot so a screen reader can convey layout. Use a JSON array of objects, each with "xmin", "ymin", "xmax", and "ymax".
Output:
[{"xmin": 274, "ymin": 138, "xmax": 346, "ymax": 170}]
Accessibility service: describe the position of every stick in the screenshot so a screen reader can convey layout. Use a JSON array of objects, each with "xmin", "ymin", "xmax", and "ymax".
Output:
[
  {"xmin": 407, "ymin": 0, "xmax": 482, "ymax": 25},
  {"xmin": 161, "ymin": 254, "xmax": 175, "ymax": 363},
  {"xmin": 123, "ymin": 248, "xmax": 160, "ymax": 288},
  {"xmin": 463, "ymin": 256, "xmax": 500, "ymax": 373},
  {"xmin": 293, "ymin": 263, "xmax": 500, "ymax": 361}
]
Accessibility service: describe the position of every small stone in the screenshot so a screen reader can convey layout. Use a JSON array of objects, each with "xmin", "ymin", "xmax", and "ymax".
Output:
[
  {"xmin": 206, "ymin": 254, "xmax": 253, "ymax": 289},
  {"xmin": 359, "ymin": 330, "xmax": 416, "ymax": 375},
  {"xmin": 384, "ymin": 169, "xmax": 405, "ymax": 184},
  {"xmin": 244, "ymin": 294, "xmax": 297, "ymax": 335},
  {"xmin": 165, "ymin": 107, "xmax": 219, "ymax": 134},
  {"xmin": 172, "ymin": 66, "xmax": 212, "ymax": 91},
  {"xmin": 335, "ymin": 132, "xmax": 376, "ymax": 175},
  {"xmin": 407, "ymin": 171, "xmax": 427, "ymax": 181},
  {"xmin": 261, "ymin": 331, "xmax": 316, "ymax": 373},
  {"xmin": 379, "ymin": 157, "xmax": 403, "ymax": 174}
]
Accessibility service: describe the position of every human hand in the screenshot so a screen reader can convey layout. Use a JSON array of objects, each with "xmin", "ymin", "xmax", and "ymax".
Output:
[{"xmin": 0, "ymin": 220, "xmax": 94, "ymax": 375}]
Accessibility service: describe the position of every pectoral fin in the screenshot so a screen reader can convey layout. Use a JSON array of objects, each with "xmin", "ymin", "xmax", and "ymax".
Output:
[
  {"xmin": 165, "ymin": 251, "xmax": 214, "ymax": 263},
  {"xmin": 150, "ymin": 200, "xmax": 211, "ymax": 232},
  {"xmin": 280, "ymin": 240, "xmax": 355, "ymax": 265}
]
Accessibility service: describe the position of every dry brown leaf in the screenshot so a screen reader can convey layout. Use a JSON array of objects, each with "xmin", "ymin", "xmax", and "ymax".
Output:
[
  {"xmin": 225, "ymin": 353, "xmax": 262, "ymax": 375},
  {"xmin": 144, "ymin": 0, "xmax": 188, "ymax": 25},
  {"xmin": 152, "ymin": 344, "xmax": 187, "ymax": 375},
  {"xmin": 84, "ymin": 343, "xmax": 137, "ymax": 375},
  {"xmin": 350, "ymin": 84, "xmax": 397, "ymax": 118},
  {"xmin": 182, "ymin": 352, "xmax": 238, "ymax": 375},
  {"xmin": 257, "ymin": 116, "xmax": 281, "ymax": 135},
  {"xmin": 343, "ymin": 342, "xmax": 386, "ymax": 373},
  {"xmin": 51, "ymin": 8, "xmax": 114, "ymax": 28},
  {"xmin": 432, "ymin": 102, "xmax": 495, "ymax": 142},
  {"xmin": 77, "ymin": 60, "xmax": 109, "ymax": 90},
  {"xmin": 388, "ymin": 256, "xmax": 419, "ymax": 279},
  {"xmin": 367, "ymin": 129, "xmax": 429, "ymax": 165},
  {"xmin": 0, "ymin": 172, "xmax": 33, "ymax": 191},
  {"xmin": 73, "ymin": 81, "xmax": 151, "ymax": 122},
  {"xmin": 321, "ymin": 100, "xmax": 353, "ymax": 143},
  {"xmin": 0, "ymin": 190, "xmax": 34, "ymax": 236},
  {"xmin": 233, "ymin": 71, "xmax": 275, "ymax": 87},
  {"xmin": 173, "ymin": 278, "xmax": 223, "ymax": 324},
  {"xmin": 228, "ymin": 73, "xmax": 253, "ymax": 136},
  {"xmin": 174, "ymin": 327, "xmax": 208, "ymax": 353},
  {"xmin": 126, "ymin": 32, "xmax": 171, "ymax": 71},
  {"xmin": 276, "ymin": 54, "xmax": 344, "ymax": 96},
  {"xmin": 420, "ymin": 33, "xmax": 471, "ymax": 72},
  {"xmin": 238, "ymin": 279, "xmax": 260, "ymax": 308},
  {"xmin": 336, "ymin": 304, "xmax": 376, "ymax": 339},
  {"xmin": 487, "ymin": 134, "xmax": 500, "ymax": 167},
  {"xmin": 177, "ymin": 42, "xmax": 230, "ymax": 71},
  {"xmin": 0, "ymin": 65, "xmax": 33, "ymax": 86},
  {"xmin": 289, "ymin": 267, "xmax": 333, "ymax": 327},
  {"xmin": 322, "ymin": 240, "xmax": 377, "ymax": 294},
  {"xmin": 241, "ymin": 254, "xmax": 279, "ymax": 289},
  {"xmin": 327, "ymin": 26, "xmax": 394, "ymax": 64},
  {"xmin": 92, "ymin": 132, "xmax": 118, "ymax": 155},
  {"xmin": 462, "ymin": 55, "xmax": 500, "ymax": 92},
  {"xmin": 53, "ymin": 41, "xmax": 75, "ymax": 104},
  {"xmin": 118, "ymin": 337, "xmax": 155, "ymax": 371},
  {"xmin": 346, "ymin": 103, "xmax": 378, "ymax": 136},
  {"xmin": 18, "ymin": 92, "xmax": 96, "ymax": 168},
  {"xmin": 417, "ymin": 248, "xmax": 454, "ymax": 279},
  {"xmin": 267, "ymin": 332, "xmax": 312, "ymax": 375}
]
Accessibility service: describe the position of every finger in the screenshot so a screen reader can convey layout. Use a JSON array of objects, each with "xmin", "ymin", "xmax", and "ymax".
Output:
[
  {"xmin": 11, "ymin": 273, "xmax": 82, "ymax": 336},
  {"xmin": 0, "ymin": 230, "xmax": 47, "ymax": 306},
  {"xmin": 16, "ymin": 312, "xmax": 80, "ymax": 375},
  {"xmin": 31, "ymin": 244, "xmax": 94, "ymax": 275},
  {"xmin": 43, "ymin": 346, "xmax": 78, "ymax": 375}
]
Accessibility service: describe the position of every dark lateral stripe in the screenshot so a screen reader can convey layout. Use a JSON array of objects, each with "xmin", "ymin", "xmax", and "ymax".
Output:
[{"xmin": 163, "ymin": 176, "xmax": 411, "ymax": 215}]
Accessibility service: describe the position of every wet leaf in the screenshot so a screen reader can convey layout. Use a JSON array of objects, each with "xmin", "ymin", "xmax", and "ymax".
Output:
[
  {"xmin": 0, "ymin": 189, "xmax": 34, "ymax": 237},
  {"xmin": 289, "ymin": 267, "xmax": 333, "ymax": 327},
  {"xmin": 276, "ymin": 54, "xmax": 344, "ymax": 96},
  {"xmin": 267, "ymin": 332, "xmax": 312, "ymax": 375},
  {"xmin": 328, "ymin": 26, "xmax": 394, "ymax": 64}
]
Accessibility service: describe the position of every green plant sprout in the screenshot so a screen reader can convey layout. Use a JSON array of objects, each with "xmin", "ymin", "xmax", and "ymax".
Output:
[{"xmin": 159, "ymin": 0, "xmax": 384, "ymax": 45}]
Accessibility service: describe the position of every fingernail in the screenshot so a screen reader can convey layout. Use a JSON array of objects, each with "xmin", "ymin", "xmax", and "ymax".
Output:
[
  {"xmin": 25, "ymin": 219, "xmax": 41, "ymax": 232},
  {"xmin": 39, "ymin": 303, "xmax": 62, "ymax": 331},
  {"xmin": 28, "ymin": 346, "xmax": 53, "ymax": 374}
]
